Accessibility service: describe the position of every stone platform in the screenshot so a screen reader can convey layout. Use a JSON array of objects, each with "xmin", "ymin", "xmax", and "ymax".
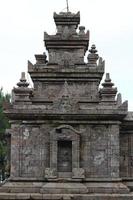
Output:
[
  {"xmin": 0, "ymin": 181, "xmax": 133, "ymax": 200},
  {"xmin": 0, "ymin": 181, "xmax": 130, "ymax": 194}
]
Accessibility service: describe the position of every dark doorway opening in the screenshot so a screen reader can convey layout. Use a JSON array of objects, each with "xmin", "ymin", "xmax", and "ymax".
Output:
[{"xmin": 57, "ymin": 141, "xmax": 72, "ymax": 172}]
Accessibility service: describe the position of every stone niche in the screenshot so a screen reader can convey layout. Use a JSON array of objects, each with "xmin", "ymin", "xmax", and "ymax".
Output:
[{"xmin": 45, "ymin": 125, "xmax": 85, "ymax": 179}]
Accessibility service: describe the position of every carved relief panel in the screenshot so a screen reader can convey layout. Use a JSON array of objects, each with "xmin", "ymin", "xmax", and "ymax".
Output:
[
  {"xmin": 19, "ymin": 125, "xmax": 50, "ymax": 178},
  {"xmin": 34, "ymin": 82, "xmax": 99, "ymax": 102},
  {"xmin": 89, "ymin": 125, "xmax": 109, "ymax": 178},
  {"xmin": 20, "ymin": 126, "xmax": 42, "ymax": 177},
  {"xmin": 81, "ymin": 125, "xmax": 119, "ymax": 179},
  {"xmin": 48, "ymin": 49, "xmax": 84, "ymax": 65}
]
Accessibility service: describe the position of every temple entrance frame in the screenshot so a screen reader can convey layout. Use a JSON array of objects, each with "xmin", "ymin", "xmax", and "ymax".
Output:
[{"xmin": 48, "ymin": 125, "xmax": 81, "ymax": 178}]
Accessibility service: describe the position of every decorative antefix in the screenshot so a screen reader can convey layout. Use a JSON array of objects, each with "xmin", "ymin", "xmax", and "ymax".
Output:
[{"xmin": 0, "ymin": 9, "xmax": 133, "ymax": 200}]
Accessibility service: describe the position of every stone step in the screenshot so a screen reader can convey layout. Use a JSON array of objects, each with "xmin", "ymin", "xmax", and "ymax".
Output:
[
  {"xmin": 85, "ymin": 182, "xmax": 130, "ymax": 194},
  {"xmin": 0, "ymin": 193, "xmax": 133, "ymax": 200},
  {"xmin": 40, "ymin": 183, "xmax": 88, "ymax": 194},
  {"xmin": 0, "ymin": 181, "xmax": 43, "ymax": 193}
]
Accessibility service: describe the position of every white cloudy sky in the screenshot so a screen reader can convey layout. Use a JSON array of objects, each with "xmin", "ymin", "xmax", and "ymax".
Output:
[{"xmin": 0, "ymin": 0, "xmax": 133, "ymax": 110}]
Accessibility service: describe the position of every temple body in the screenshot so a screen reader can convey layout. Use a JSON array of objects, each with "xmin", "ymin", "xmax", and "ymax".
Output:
[{"xmin": 1, "ymin": 11, "xmax": 133, "ymax": 199}]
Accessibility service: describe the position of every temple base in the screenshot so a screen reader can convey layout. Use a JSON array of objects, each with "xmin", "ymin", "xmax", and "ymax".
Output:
[{"xmin": 0, "ymin": 179, "xmax": 131, "ymax": 200}]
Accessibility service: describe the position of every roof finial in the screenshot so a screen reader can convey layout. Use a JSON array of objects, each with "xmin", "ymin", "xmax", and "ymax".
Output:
[{"xmin": 66, "ymin": 0, "xmax": 69, "ymax": 12}]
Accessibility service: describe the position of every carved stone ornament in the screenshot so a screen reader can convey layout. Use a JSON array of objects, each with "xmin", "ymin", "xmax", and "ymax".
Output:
[
  {"xmin": 72, "ymin": 168, "xmax": 85, "ymax": 179},
  {"xmin": 59, "ymin": 95, "xmax": 72, "ymax": 112},
  {"xmin": 58, "ymin": 81, "xmax": 72, "ymax": 112},
  {"xmin": 45, "ymin": 168, "xmax": 57, "ymax": 179},
  {"xmin": 23, "ymin": 128, "xmax": 30, "ymax": 140}
]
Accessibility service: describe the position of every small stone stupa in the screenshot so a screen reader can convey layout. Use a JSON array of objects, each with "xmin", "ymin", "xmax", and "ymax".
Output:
[{"xmin": 0, "ymin": 10, "xmax": 133, "ymax": 200}]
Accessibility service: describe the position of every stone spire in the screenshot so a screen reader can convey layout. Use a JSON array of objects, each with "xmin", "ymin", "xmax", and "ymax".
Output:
[
  {"xmin": 12, "ymin": 72, "xmax": 32, "ymax": 104},
  {"xmin": 117, "ymin": 93, "xmax": 122, "ymax": 106},
  {"xmin": 17, "ymin": 72, "xmax": 29, "ymax": 88},
  {"xmin": 100, "ymin": 73, "xmax": 117, "ymax": 102},
  {"xmin": 87, "ymin": 44, "xmax": 99, "ymax": 67},
  {"xmin": 102, "ymin": 73, "xmax": 114, "ymax": 87},
  {"xmin": 66, "ymin": 0, "xmax": 69, "ymax": 12}
]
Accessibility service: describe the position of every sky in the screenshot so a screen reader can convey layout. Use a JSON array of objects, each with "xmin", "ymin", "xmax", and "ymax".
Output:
[{"xmin": 0, "ymin": 0, "xmax": 133, "ymax": 110}]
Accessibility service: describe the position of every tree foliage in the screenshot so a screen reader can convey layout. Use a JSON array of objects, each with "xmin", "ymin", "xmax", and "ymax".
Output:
[{"xmin": 0, "ymin": 88, "xmax": 10, "ymax": 180}]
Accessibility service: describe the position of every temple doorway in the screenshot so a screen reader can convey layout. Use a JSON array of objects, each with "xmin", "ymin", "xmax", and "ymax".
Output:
[{"xmin": 57, "ymin": 141, "xmax": 72, "ymax": 172}]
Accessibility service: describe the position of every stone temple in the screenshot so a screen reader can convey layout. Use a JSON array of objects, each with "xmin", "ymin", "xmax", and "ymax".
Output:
[{"xmin": 1, "ymin": 10, "xmax": 133, "ymax": 200}]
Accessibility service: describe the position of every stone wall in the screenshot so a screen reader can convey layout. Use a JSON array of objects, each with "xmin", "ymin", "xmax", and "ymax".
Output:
[
  {"xmin": 81, "ymin": 124, "xmax": 119, "ymax": 179},
  {"xmin": 120, "ymin": 131, "xmax": 133, "ymax": 178},
  {"xmin": 10, "ymin": 124, "xmax": 51, "ymax": 178},
  {"xmin": 10, "ymin": 122, "xmax": 120, "ymax": 180}
]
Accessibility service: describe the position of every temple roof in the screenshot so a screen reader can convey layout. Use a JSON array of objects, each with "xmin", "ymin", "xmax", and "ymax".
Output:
[{"xmin": 54, "ymin": 11, "xmax": 80, "ymax": 27}]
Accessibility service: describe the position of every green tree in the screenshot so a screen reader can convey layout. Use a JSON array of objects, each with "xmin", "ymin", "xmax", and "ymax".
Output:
[{"xmin": 0, "ymin": 88, "xmax": 10, "ymax": 180}]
